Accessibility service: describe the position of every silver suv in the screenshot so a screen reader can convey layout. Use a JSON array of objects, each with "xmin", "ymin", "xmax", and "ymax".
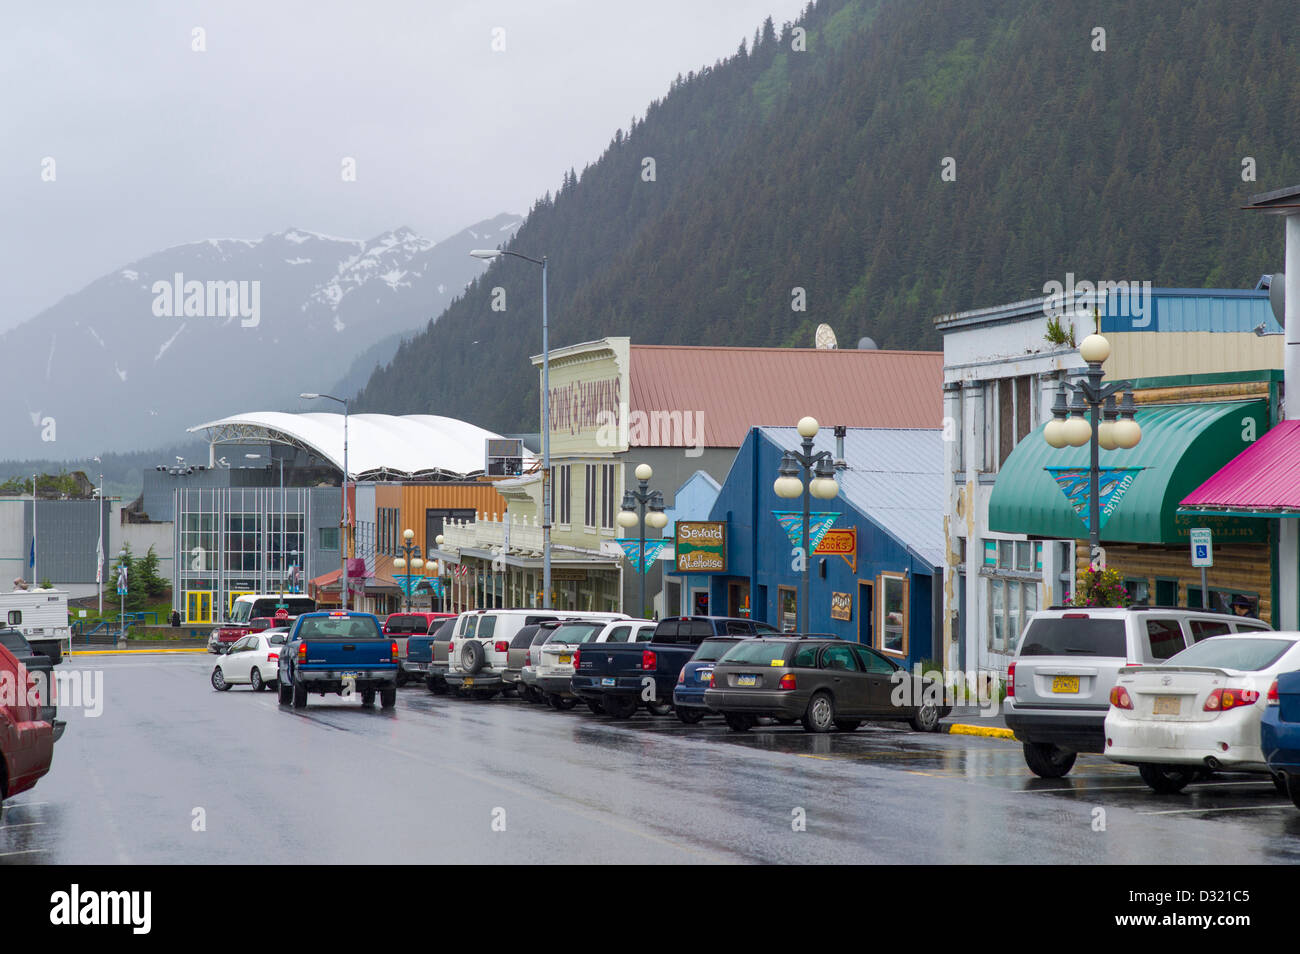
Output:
[{"xmin": 1004, "ymin": 606, "xmax": 1270, "ymax": 778}]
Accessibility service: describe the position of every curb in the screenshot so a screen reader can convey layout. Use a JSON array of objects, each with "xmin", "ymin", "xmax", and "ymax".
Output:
[
  {"xmin": 70, "ymin": 648, "xmax": 209, "ymax": 656},
  {"xmin": 942, "ymin": 722, "xmax": 1017, "ymax": 740}
]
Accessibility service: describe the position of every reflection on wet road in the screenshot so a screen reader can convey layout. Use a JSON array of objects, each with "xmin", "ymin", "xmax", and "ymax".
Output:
[{"xmin": 7, "ymin": 654, "xmax": 1300, "ymax": 863}]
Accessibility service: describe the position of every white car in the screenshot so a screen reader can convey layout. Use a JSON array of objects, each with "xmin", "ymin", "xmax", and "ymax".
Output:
[
  {"xmin": 211, "ymin": 630, "xmax": 288, "ymax": 692},
  {"xmin": 1105, "ymin": 632, "xmax": 1300, "ymax": 793},
  {"xmin": 535, "ymin": 618, "xmax": 656, "ymax": 710}
]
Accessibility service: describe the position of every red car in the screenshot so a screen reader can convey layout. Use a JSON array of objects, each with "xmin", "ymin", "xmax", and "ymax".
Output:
[
  {"xmin": 384, "ymin": 612, "xmax": 456, "ymax": 685},
  {"xmin": 0, "ymin": 643, "xmax": 54, "ymax": 805}
]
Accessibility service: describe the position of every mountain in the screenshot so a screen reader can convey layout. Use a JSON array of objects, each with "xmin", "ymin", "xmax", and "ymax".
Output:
[
  {"xmin": 354, "ymin": 0, "xmax": 1300, "ymax": 433},
  {"xmin": 2, "ymin": 213, "xmax": 521, "ymax": 457}
]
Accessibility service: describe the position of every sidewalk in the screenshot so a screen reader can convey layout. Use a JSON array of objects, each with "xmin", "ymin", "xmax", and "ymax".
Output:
[{"xmin": 939, "ymin": 705, "xmax": 1015, "ymax": 740}]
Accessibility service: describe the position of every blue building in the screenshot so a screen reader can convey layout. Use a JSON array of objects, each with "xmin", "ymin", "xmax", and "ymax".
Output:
[{"xmin": 690, "ymin": 426, "xmax": 945, "ymax": 670}]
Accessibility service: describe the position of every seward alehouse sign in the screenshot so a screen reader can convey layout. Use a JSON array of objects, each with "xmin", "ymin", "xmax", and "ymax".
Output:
[{"xmin": 676, "ymin": 521, "xmax": 726, "ymax": 573}]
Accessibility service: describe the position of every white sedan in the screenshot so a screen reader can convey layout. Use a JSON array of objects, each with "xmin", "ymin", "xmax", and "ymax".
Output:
[
  {"xmin": 211, "ymin": 630, "xmax": 288, "ymax": 692},
  {"xmin": 1105, "ymin": 632, "xmax": 1300, "ymax": 793}
]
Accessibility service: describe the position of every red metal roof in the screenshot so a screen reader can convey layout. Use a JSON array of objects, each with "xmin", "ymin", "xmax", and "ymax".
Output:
[
  {"xmin": 627, "ymin": 346, "xmax": 942, "ymax": 447},
  {"xmin": 1181, "ymin": 420, "xmax": 1300, "ymax": 512}
]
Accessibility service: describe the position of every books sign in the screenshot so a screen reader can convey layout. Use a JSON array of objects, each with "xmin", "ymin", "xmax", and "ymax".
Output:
[
  {"xmin": 814, "ymin": 528, "xmax": 857, "ymax": 572},
  {"xmin": 675, "ymin": 521, "xmax": 726, "ymax": 573}
]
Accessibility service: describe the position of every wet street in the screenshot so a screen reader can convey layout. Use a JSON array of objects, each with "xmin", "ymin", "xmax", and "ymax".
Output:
[{"xmin": 8, "ymin": 653, "xmax": 1300, "ymax": 864}]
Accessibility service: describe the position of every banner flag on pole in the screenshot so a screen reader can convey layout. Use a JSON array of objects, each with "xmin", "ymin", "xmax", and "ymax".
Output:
[
  {"xmin": 771, "ymin": 511, "xmax": 840, "ymax": 552},
  {"xmin": 1045, "ymin": 467, "xmax": 1144, "ymax": 533},
  {"xmin": 616, "ymin": 538, "xmax": 670, "ymax": 573}
]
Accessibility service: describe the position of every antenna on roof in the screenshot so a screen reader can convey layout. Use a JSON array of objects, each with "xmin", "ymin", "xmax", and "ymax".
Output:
[
  {"xmin": 856, "ymin": 336, "xmax": 878, "ymax": 350},
  {"xmin": 815, "ymin": 324, "xmax": 838, "ymax": 350}
]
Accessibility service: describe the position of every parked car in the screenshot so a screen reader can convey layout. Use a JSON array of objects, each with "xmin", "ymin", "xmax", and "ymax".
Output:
[
  {"xmin": 703, "ymin": 636, "xmax": 946, "ymax": 733},
  {"xmin": 1263, "ymin": 668, "xmax": 1300, "ymax": 809},
  {"xmin": 407, "ymin": 618, "xmax": 457, "ymax": 693},
  {"xmin": 0, "ymin": 628, "xmax": 59, "ymax": 728},
  {"xmin": 384, "ymin": 612, "xmax": 455, "ymax": 685},
  {"xmin": 1004, "ymin": 606, "xmax": 1268, "ymax": 778},
  {"xmin": 572, "ymin": 616, "xmax": 777, "ymax": 719},
  {"xmin": 502, "ymin": 624, "xmax": 542, "ymax": 697},
  {"xmin": 0, "ymin": 643, "xmax": 55, "ymax": 806},
  {"xmin": 276, "ymin": 611, "xmax": 398, "ymax": 710},
  {"xmin": 210, "ymin": 629, "xmax": 288, "ymax": 692},
  {"xmin": 1105, "ymin": 632, "xmax": 1300, "ymax": 792},
  {"xmin": 519, "ymin": 624, "xmax": 558, "ymax": 703},
  {"xmin": 537, "ymin": 618, "xmax": 656, "ymax": 711},
  {"xmin": 444, "ymin": 609, "xmax": 625, "ymax": 698},
  {"xmin": 673, "ymin": 636, "xmax": 744, "ymax": 723}
]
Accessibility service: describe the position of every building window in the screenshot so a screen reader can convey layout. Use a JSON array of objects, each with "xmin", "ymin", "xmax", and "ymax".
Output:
[
  {"xmin": 601, "ymin": 464, "xmax": 615, "ymax": 529},
  {"xmin": 1125, "ymin": 578, "xmax": 1150, "ymax": 605},
  {"xmin": 551, "ymin": 466, "xmax": 571, "ymax": 526},
  {"xmin": 989, "ymin": 578, "xmax": 1037, "ymax": 654},
  {"xmin": 584, "ymin": 464, "xmax": 597, "ymax": 529},
  {"xmin": 320, "ymin": 527, "xmax": 339, "ymax": 551},
  {"xmin": 778, "ymin": 586, "xmax": 798, "ymax": 632},
  {"xmin": 988, "ymin": 374, "xmax": 1036, "ymax": 471},
  {"xmin": 879, "ymin": 573, "xmax": 908, "ymax": 656}
]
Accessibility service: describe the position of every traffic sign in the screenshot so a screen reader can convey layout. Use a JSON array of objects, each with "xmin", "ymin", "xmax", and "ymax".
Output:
[{"xmin": 1190, "ymin": 528, "xmax": 1213, "ymax": 568}]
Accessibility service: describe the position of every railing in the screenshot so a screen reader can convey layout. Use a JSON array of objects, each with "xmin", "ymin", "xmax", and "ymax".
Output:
[{"xmin": 441, "ymin": 512, "xmax": 545, "ymax": 555}]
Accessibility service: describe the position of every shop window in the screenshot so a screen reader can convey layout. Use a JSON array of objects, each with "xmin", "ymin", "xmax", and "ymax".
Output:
[
  {"xmin": 1125, "ymin": 578, "xmax": 1150, "ymax": 605},
  {"xmin": 1155, "ymin": 578, "xmax": 1178, "ymax": 607},
  {"xmin": 879, "ymin": 573, "xmax": 908, "ymax": 656},
  {"xmin": 1015, "ymin": 541, "xmax": 1032, "ymax": 571},
  {"xmin": 989, "ymin": 579, "xmax": 1036, "ymax": 654}
]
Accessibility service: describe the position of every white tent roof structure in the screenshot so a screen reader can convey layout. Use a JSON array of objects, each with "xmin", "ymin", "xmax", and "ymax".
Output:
[{"xmin": 189, "ymin": 412, "xmax": 531, "ymax": 481}]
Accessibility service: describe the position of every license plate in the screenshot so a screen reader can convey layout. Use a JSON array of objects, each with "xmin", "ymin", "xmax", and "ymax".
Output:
[
  {"xmin": 737, "ymin": 674, "xmax": 758, "ymax": 687},
  {"xmin": 463, "ymin": 677, "xmax": 475, "ymax": 687},
  {"xmin": 698, "ymin": 669, "xmax": 714, "ymax": 682},
  {"xmin": 601, "ymin": 678, "xmax": 615, "ymax": 687},
  {"xmin": 1153, "ymin": 695, "xmax": 1181, "ymax": 715},
  {"xmin": 559, "ymin": 654, "xmax": 572, "ymax": 665},
  {"xmin": 341, "ymin": 671, "xmax": 358, "ymax": 680},
  {"xmin": 1051, "ymin": 675, "xmax": 1080, "ymax": 693}
]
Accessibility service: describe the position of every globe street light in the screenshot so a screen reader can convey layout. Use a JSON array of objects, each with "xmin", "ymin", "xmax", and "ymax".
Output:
[
  {"xmin": 618, "ymin": 463, "xmax": 668, "ymax": 618},
  {"xmin": 773, "ymin": 417, "xmax": 840, "ymax": 632},
  {"xmin": 301, "ymin": 392, "xmax": 350, "ymax": 609},
  {"xmin": 1044, "ymin": 326, "xmax": 1142, "ymax": 569},
  {"xmin": 470, "ymin": 247, "xmax": 552, "ymax": 608},
  {"xmin": 392, "ymin": 528, "xmax": 425, "ymax": 615},
  {"xmin": 435, "ymin": 534, "xmax": 446, "ymax": 612}
]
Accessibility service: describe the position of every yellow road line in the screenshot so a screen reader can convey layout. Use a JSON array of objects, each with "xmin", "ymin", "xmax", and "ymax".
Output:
[
  {"xmin": 69, "ymin": 648, "xmax": 208, "ymax": 656},
  {"xmin": 945, "ymin": 723, "xmax": 1016, "ymax": 740}
]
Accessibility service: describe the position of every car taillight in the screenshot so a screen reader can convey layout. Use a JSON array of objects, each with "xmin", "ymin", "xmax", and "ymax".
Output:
[
  {"xmin": 391, "ymin": 641, "xmax": 399, "ymax": 661},
  {"xmin": 1205, "ymin": 688, "xmax": 1259, "ymax": 711},
  {"xmin": 268, "ymin": 653, "xmax": 279, "ymax": 662},
  {"xmin": 525, "ymin": 651, "xmax": 531, "ymax": 666},
  {"xmin": 1268, "ymin": 680, "xmax": 1280, "ymax": 706},
  {"xmin": 677, "ymin": 668, "xmax": 685, "ymax": 684},
  {"xmin": 495, "ymin": 641, "xmax": 509, "ymax": 653},
  {"xmin": 448, "ymin": 641, "xmax": 454, "ymax": 653},
  {"xmin": 1109, "ymin": 686, "xmax": 1133, "ymax": 709},
  {"xmin": 1007, "ymin": 662, "xmax": 1015, "ymax": 698},
  {"xmin": 1062, "ymin": 613, "xmax": 1089, "ymax": 619},
  {"xmin": 642, "ymin": 650, "xmax": 656, "ymax": 671},
  {"xmin": 297, "ymin": 641, "xmax": 306, "ymax": 661},
  {"xmin": 573, "ymin": 649, "xmax": 581, "ymax": 668},
  {"xmin": 709, "ymin": 672, "xmax": 716, "ymax": 688},
  {"xmin": 779, "ymin": 673, "xmax": 797, "ymax": 690}
]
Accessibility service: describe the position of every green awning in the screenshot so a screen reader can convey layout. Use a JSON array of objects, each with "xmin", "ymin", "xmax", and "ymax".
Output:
[{"xmin": 988, "ymin": 401, "xmax": 1268, "ymax": 545}]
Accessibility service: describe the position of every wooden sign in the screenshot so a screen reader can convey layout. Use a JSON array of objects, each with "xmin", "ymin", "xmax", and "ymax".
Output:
[
  {"xmin": 815, "ymin": 527, "xmax": 857, "ymax": 573},
  {"xmin": 830, "ymin": 591, "xmax": 853, "ymax": 622},
  {"xmin": 676, "ymin": 521, "xmax": 727, "ymax": 573}
]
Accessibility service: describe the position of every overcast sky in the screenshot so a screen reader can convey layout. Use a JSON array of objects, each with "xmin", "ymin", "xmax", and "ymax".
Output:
[{"xmin": 0, "ymin": 0, "xmax": 809, "ymax": 331}]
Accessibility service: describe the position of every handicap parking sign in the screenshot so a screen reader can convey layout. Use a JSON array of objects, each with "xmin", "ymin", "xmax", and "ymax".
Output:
[{"xmin": 1190, "ymin": 528, "xmax": 1213, "ymax": 568}]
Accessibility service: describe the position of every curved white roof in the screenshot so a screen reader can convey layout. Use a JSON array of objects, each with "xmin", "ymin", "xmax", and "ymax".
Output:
[{"xmin": 189, "ymin": 412, "xmax": 531, "ymax": 480}]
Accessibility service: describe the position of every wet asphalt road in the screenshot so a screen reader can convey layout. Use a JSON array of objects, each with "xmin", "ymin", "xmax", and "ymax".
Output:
[{"xmin": 7, "ymin": 653, "xmax": 1300, "ymax": 864}]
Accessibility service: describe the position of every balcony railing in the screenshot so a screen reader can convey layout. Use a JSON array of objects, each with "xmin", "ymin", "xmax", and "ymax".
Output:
[{"xmin": 440, "ymin": 512, "xmax": 545, "ymax": 556}]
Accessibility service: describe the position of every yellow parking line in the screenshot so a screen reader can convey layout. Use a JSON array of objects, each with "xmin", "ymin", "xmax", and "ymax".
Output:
[
  {"xmin": 70, "ymin": 648, "xmax": 208, "ymax": 656},
  {"xmin": 945, "ymin": 723, "xmax": 1017, "ymax": 740}
]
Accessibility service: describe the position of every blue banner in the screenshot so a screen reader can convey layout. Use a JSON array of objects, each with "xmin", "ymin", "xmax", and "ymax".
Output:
[
  {"xmin": 1045, "ymin": 467, "xmax": 1143, "ymax": 532},
  {"xmin": 617, "ymin": 538, "xmax": 670, "ymax": 573},
  {"xmin": 772, "ymin": 511, "xmax": 840, "ymax": 552}
]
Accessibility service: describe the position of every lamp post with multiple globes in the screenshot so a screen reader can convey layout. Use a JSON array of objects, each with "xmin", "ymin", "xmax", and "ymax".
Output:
[
  {"xmin": 772, "ymin": 417, "xmax": 840, "ymax": 633},
  {"xmin": 617, "ymin": 464, "xmax": 669, "ymax": 618}
]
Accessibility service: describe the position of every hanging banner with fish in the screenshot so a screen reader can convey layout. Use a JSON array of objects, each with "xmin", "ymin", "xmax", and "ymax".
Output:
[
  {"xmin": 772, "ymin": 512, "xmax": 841, "ymax": 552},
  {"xmin": 1045, "ymin": 467, "xmax": 1144, "ymax": 532}
]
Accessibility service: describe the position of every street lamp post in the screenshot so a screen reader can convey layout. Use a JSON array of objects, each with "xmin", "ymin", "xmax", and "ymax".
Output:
[
  {"xmin": 1042, "ymin": 328, "xmax": 1142, "ymax": 570},
  {"xmin": 617, "ymin": 464, "xmax": 669, "ymax": 618},
  {"xmin": 91, "ymin": 457, "xmax": 104, "ymax": 617},
  {"xmin": 470, "ymin": 247, "xmax": 551, "ymax": 608},
  {"xmin": 300, "ymin": 393, "xmax": 350, "ymax": 609},
  {"xmin": 435, "ymin": 534, "xmax": 446, "ymax": 612},
  {"xmin": 772, "ymin": 417, "xmax": 841, "ymax": 633},
  {"xmin": 392, "ymin": 529, "xmax": 425, "ymax": 614}
]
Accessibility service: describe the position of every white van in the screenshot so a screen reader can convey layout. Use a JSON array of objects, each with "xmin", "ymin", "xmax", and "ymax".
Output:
[
  {"xmin": 444, "ymin": 608, "xmax": 628, "ymax": 697},
  {"xmin": 0, "ymin": 588, "xmax": 71, "ymax": 663}
]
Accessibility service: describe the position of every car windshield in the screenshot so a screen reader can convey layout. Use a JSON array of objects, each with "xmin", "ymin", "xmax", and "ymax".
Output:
[
  {"xmin": 431, "ymin": 620, "xmax": 455, "ymax": 639},
  {"xmin": 386, "ymin": 615, "xmax": 428, "ymax": 634},
  {"xmin": 298, "ymin": 615, "xmax": 381, "ymax": 639},
  {"xmin": 1165, "ymin": 637, "xmax": 1296, "ymax": 671},
  {"xmin": 719, "ymin": 639, "xmax": 792, "ymax": 665},
  {"xmin": 546, "ymin": 622, "xmax": 603, "ymax": 644},
  {"xmin": 1018, "ymin": 617, "xmax": 1126, "ymax": 657},
  {"xmin": 693, "ymin": 638, "xmax": 740, "ymax": 662}
]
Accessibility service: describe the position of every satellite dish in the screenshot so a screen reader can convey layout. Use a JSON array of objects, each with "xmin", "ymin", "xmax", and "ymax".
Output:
[
  {"xmin": 857, "ymin": 336, "xmax": 878, "ymax": 350},
  {"xmin": 815, "ymin": 324, "xmax": 838, "ymax": 350},
  {"xmin": 1271, "ymin": 273, "xmax": 1285, "ymax": 325}
]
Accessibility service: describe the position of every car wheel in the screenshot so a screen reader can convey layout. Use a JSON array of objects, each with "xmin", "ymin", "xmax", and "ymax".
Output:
[
  {"xmin": 908, "ymin": 703, "xmax": 941, "ymax": 732},
  {"xmin": 586, "ymin": 699, "xmax": 605, "ymax": 715},
  {"xmin": 1272, "ymin": 772, "xmax": 1289, "ymax": 795},
  {"xmin": 501, "ymin": 685, "xmax": 518, "ymax": 698},
  {"xmin": 1137, "ymin": 763, "xmax": 1197, "ymax": 794},
  {"xmin": 361, "ymin": 689, "xmax": 377, "ymax": 707},
  {"xmin": 427, "ymin": 676, "xmax": 448, "ymax": 695},
  {"xmin": 278, "ymin": 679, "xmax": 292, "ymax": 705},
  {"xmin": 381, "ymin": 686, "xmax": 397, "ymax": 709},
  {"xmin": 604, "ymin": 695, "xmax": 637, "ymax": 719},
  {"xmin": 676, "ymin": 707, "xmax": 705, "ymax": 724},
  {"xmin": 802, "ymin": 691, "xmax": 835, "ymax": 733},
  {"xmin": 291, "ymin": 679, "xmax": 308, "ymax": 709},
  {"xmin": 834, "ymin": 719, "xmax": 862, "ymax": 732},
  {"xmin": 211, "ymin": 667, "xmax": 231, "ymax": 691},
  {"xmin": 460, "ymin": 641, "xmax": 487, "ymax": 675},
  {"xmin": 1286, "ymin": 774, "xmax": 1300, "ymax": 810},
  {"xmin": 724, "ymin": 713, "xmax": 754, "ymax": 732},
  {"xmin": 396, "ymin": 671, "xmax": 409, "ymax": 688},
  {"xmin": 1022, "ymin": 742, "xmax": 1076, "ymax": 778},
  {"xmin": 476, "ymin": 690, "xmax": 501, "ymax": 701},
  {"xmin": 645, "ymin": 701, "xmax": 672, "ymax": 717},
  {"xmin": 553, "ymin": 696, "xmax": 578, "ymax": 710},
  {"xmin": 249, "ymin": 668, "xmax": 264, "ymax": 692}
]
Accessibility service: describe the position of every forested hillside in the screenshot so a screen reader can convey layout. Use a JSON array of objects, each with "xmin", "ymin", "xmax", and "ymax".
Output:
[{"xmin": 356, "ymin": 0, "xmax": 1300, "ymax": 432}]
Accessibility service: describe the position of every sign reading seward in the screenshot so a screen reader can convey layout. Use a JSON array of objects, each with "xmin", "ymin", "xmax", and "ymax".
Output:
[
  {"xmin": 1045, "ymin": 466, "xmax": 1143, "ymax": 533},
  {"xmin": 675, "ymin": 521, "xmax": 727, "ymax": 573}
]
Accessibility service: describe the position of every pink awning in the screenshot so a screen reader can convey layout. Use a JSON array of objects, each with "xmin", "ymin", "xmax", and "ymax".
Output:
[{"xmin": 1180, "ymin": 420, "xmax": 1300, "ymax": 513}]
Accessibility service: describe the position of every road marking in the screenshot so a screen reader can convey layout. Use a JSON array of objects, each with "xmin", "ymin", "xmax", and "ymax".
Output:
[
  {"xmin": 0, "ymin": 822, "xmax": 46, "ymax": 830},
  {"xmin": 1138, "ymin": 804, "xmax": 1294, "ymax": 816},
  {"xmin": 71, "ymin": 648, "xmax": 207, "ymax": 656},
  {"xmin": 945, "ymin": 723, "xmax": 1017, "ymax": 740},
  {"xmin": 0, "ymin": 848, "xmax": 48, "ymax": 857}
]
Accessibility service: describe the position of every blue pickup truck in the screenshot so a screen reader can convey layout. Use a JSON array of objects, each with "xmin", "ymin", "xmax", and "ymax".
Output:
[{"xmin": 276, "ymin": 611, "xmax": 399, "ymax": 710}]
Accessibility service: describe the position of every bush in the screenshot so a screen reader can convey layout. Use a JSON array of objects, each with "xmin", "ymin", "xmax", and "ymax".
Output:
[{"xmin": 1066, "ymin": 566, "xmax": 1129, "ymax": 608}]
